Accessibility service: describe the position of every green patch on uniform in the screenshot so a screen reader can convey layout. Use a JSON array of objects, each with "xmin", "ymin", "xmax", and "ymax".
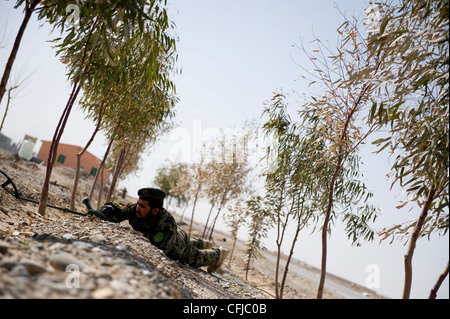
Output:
[
  {"xmin": 113, "ymin": 202, "xmax": 125, "ymax": 210},
  {"xmin": 153, "ymin": 232, "xmax": 164, "ymax": 243}
]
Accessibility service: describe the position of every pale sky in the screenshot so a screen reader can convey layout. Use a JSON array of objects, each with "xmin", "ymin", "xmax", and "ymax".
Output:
[{"xmin": 0, "ymin": 1, "xmax": 448, "ymax": 299}]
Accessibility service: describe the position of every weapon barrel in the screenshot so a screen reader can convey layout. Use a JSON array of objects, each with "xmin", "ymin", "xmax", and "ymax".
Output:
[{"xmin": 82, "ymin": 197, "xmax": 93, "ymax": 211}]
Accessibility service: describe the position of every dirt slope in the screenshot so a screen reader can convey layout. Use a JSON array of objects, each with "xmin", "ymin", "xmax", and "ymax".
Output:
[{"xmin": 0, "ymin": 149, "xmax": 383, "ymax": 299}]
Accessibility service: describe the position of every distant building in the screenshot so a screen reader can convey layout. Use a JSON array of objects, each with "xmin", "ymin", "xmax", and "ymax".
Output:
[
  {"xmin": 0, "ymin": 132, "xmax": 19, "ymax": 153},
  {"xmin": 36, "ymin": 140, "xmax": 110, "ymax": 185},
  {"xmin": 18, "ymin": 134, "xmax": 37, "ymax": 160}
]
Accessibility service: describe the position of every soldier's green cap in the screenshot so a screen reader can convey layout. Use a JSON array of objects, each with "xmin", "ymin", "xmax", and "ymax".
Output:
[{"xmin": 138, "ymin": 188, "xmax": 166, "ymax": 201}]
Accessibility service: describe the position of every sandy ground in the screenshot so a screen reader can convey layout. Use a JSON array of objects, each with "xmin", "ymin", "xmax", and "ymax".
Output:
[{"xmin": 0, "ymin": 149, "xmax": 386, "ymax": 299}]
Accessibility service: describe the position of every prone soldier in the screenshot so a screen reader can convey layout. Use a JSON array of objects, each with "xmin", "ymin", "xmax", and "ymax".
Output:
[{"xmin": 91, "ymin": 188, "xmax": 228, "ymax": 273}]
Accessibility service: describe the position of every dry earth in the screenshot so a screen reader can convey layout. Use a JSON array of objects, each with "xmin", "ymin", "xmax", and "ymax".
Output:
[{"xmin": 0, "ymin": 148, "xmax": 385, "ymax": 301}]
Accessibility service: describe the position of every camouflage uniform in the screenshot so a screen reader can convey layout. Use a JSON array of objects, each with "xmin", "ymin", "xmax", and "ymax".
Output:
[{"xmin": 101, "ymin": 202, "xmax": 220, "ymax": 268}]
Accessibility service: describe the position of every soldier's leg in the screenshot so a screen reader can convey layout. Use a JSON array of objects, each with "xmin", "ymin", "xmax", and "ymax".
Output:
[
  {"xmin": 180, "ymin": 246, "xmax": 220, "ymax": 268},
  {"xmin": 171, "ymin": 228, "xmax": 218, "ymax": 267},
  {"xmin": 176, "ymin": 227, "xmax": 213, "ymax": 249},
  {"xmin": 189, "ymin": 237, "xmax": 205, "ymax": 249},
  {"xmin": 189, "ymin": 237, "xmax": 214, "ymax": 249}
]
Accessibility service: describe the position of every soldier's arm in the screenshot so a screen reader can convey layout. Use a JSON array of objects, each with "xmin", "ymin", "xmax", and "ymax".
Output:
[
  {"xmin": 149, "ymin": 213, "xmax": 180, "ymax": 255},
  {"xmin": 149, "ymin": 224, "xmax": 176, "ymax": 250},
  {"xmin": 98, "ymin": 202, "xmax": 131, "ymax": 223}
]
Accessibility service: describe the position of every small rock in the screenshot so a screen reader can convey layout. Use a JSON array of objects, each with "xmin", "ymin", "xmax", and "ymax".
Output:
[
  {"xmin": 73, "ymin": 241, "xmax": 92, "ymax": 250},
  {"xmin": 0, "ymin": 258, "xmax": 18, "ymax": 270},
  {"xmin": 89, "ymin": 233, "xmax": 107, "ymax": 244},
  {"xmin": 100, "ymin": 257, "xmax": 114, "ymax": 266},
  {"xmin": 10, "ymin": 264, "xmax": 30, "ymax": 277},
  {"xmin": 22, "ymin": 232, "xmax": 35, "ymax": 237},
  {"xmin": 20, "ymin": 259, "xmax": 47, "ymax": 275},
  {"xmin": 48, "ymin": 243, "xmax": 65, "ymax": 250},
  {"xmin": 30, "ymin": 243, "xmax": 44, "ymax": 253},
  {"xmin": 37, "ymin": 277, "xmax": 71, "ymax": 293},
  {"xmin": 142, "ymin": 269, "xmax": 152, "ymax": 277},
  {"xmin": 110, "ymin": 280, "xmax": 132, "ymax": 293},
  {"xmin": 92, "ymin": 287, "xmax": 114, "ymax": 299},
  {"xmin": 115, "ymin": 245, "xmax": 128, "ymax": 251},
  {"xmin": 96, "ymin": 271, "xmax": 113, "ymax": 280},
  {"xmin": 0, "ymin": 242, "xmax": 9, "ymax": 254},
  {"xmin": 62, "ymin": 234, "xmax": 76, "ymax": 240},
  {"xmin": 49, "ymin": 251, "xmax": 88, "ymax": 271},
  {"xmin": 139, "ymin": 263, "xmax": 148, "ymax": 270},
  {"xmin": 12, "ymin": 231, "xmax": 35, "ymax": 237},
  {"xmin": 0, "ymin": 206, "xmax": 11, "ymax": 215}
]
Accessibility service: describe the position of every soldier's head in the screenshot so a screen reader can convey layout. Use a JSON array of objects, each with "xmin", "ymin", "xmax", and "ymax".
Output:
[{"xmin": 136, "ymin": 188, "xmax": 165, "ymax": 219}]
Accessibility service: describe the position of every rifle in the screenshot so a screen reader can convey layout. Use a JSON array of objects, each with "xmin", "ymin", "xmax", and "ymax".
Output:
[{"xmin": 0, "ymin": 167, "xmax": 100, "ymax": 218}]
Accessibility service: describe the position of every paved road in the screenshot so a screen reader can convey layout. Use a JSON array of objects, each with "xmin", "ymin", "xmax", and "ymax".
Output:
[{"xmin": 264, "ymin": 252, "xmax": 372, "ymax": 299}]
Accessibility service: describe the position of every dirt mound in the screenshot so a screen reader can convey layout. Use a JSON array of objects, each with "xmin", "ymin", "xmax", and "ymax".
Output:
[
  {"xmin": 1, "ymin": 148, "xmax": 372, "ymax": 300},
  {"xmin": 0, "ymin": 149, "xmax": 269, "ymax": 299}
]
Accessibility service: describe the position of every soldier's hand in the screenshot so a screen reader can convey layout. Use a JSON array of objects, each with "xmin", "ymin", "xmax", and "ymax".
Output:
[
  {"xmin": 87, "ymin": 205, "xmax": 111, "ymax": 221},
  {"xmin": 99, "ymin": 204, "xmax": 114, "ymax": 217},
  {"xmin": 88, "ymin": 209, "xmax": 106, "ymax": 220},
  {"xmin": 92, "ymin": 205, "xmax": 120, "ymax": 223}
]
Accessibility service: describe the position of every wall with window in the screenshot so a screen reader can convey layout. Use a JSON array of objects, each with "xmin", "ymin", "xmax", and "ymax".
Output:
[{"xmin": 36, "ymin": 141, "xmax": 110, "ymax": 185}]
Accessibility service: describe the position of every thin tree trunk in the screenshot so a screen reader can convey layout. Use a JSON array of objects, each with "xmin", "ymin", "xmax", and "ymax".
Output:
[
  {"xmin": 228, "ymin": 236, "xmax": 238, "ymax": 267},
  {"xmin": 275, "ymin": 209, "xmax": 285, "ymax": 299},
  {"xmin": 38, "ymin": 18, "xmax": 99, "ymax": 215},
  {"xmin": 280, "ymin": 222, "xmax": 302, "ymax": 299},
  {"xmin": 188, "ymin": 193, "xmax": 199, "ymax": 236},
  {"xmin": 275, "ymin": 242, "xmax": 281, "ymax": 299},
  {"xmin": 207, "ymin": 191, "xmax": 227, "ymax": 240},
  {"xmin": 70, "ymin": 98, "xmax": 106, "ymax": 210},
  {"xmin": 244, "ymin": 242, "xmax": 255, "ymax": 281},
  {"xmin": 0, "ymin": 86, "xmax": 18, "ymax": 132},
  {"xmin": 38, "ymin": 82, "xmax": 82, "ymax": 215},
  {"xmin": 244, "ymin": 257, "xmax": 250, "ymax": 281},
  {"xmin": 207, "ymin": 205, "xmax": 223, "ymax": 241},
  {"xmin": 108, "ymin": 144, "xmax": 133, "ymax": 201},
  {"xmin": 106, "ymin": 144, "xmax": 127, "ymax": 202},
  {"xmin": 428, "ymin": 261, "xmax": 449, "ymax": 299},
  {"xmin": 89, "ymin": 137, "xmax": 113, "ymax": 204},
  {"xmin": 317, "ymin": 162, "xmax": 341, "ymax": 299},
  {"xmin": 179, "ymin": 204, "xmax": 188, "ymax": 223},
  {"xmin": 0, "ymin": 0, "xmax": 40, "ymax": 106},
  {"xmin": 71, "ymin": 153, "xmax": 84, "ymax": 210},
  {"xmin": 274, "ymin": 191, "xmax": 291, "ymax": 299},
  {"xmin": 274, "ymin": 208, "xmax": 282, "ymax": 299},
  {"xmin": 403, "ymin": 186, "xmax": 436, "ymax": 299},
  {"xmin": 96, "ymin": 165, "xmax": 105, "ymax": 209},
  {"xmin": 202, "ymin": 203, "xmax": 215, "ymax": 238}
]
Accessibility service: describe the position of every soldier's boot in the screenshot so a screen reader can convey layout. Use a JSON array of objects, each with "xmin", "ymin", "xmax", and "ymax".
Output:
[
  {"xmin": 203, "ymin": 240, "xmax": 214, "ymax": 249},
  {"xmin": 207, "ymin": 247, "xmax": 229, "ymax": 274}
]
